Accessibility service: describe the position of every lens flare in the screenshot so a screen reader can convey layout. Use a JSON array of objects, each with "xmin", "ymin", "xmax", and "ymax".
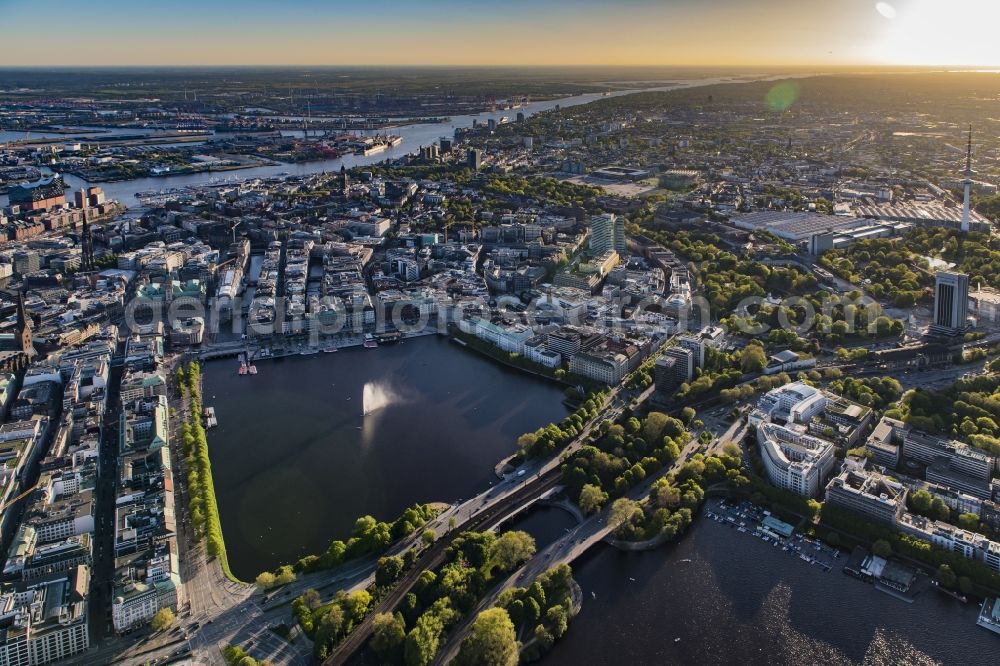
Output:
[
  {"xmin": 875, "ymin": 2, "xmax": 897, "ymax": 19},
  {"xmin": 765, "ymin": 82, "xmax": 800, "ymax": 112}
]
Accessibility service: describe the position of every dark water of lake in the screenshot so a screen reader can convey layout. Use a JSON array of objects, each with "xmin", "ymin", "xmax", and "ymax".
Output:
[
  {"xmin": 203, "ymin": 335, "xmax": 567, "ymax": 580},
  {"xmin": 546, "ymin": 506, "xmax": 996, "ymax": 666}
]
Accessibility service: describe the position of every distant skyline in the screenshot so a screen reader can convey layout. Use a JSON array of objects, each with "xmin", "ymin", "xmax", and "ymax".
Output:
[{"xmin": 1, "ymin": 0, "xmax": 998, "ymax": 68}]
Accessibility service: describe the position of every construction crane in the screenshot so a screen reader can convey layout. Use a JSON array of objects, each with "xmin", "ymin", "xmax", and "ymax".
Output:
[{"xmin": 0, "ymin": 481, "xmax": 41, "ymax": 515}]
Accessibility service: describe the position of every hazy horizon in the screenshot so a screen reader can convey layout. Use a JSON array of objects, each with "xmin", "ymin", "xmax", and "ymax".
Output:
[{"xmin": 1, "ymin": 0, "xmax": 998, "ymax": 68}]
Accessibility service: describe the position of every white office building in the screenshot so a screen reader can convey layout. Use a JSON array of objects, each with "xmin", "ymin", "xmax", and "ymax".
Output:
[
  {"xmin": 749, "ymin": 382, "xmax": 829, "ymax": 426},
  {"xmin": 757, "ymin": 422, "xmax": 837, "ymax": 497}
]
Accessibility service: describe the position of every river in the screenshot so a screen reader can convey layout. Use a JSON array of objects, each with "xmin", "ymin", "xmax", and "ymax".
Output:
[
  {"xmin": 201, "ymin": 335, "xmax": 568, "ymax": 580},
  {"xmin": 2, "ymin": 74, "xmax": 764, "ymax": 209},
  {"xmin": 545, "ymin": 503, "xmax": 995, "ymax": 666}
]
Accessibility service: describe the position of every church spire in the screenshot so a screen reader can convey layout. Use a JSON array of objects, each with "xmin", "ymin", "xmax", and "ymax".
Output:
[
  {"xmin": 16, "ymin": 290, "xmax": 33, "ymax": 357},
  {"xmin": 80, "ymin": 206, "xmax": 95, "ymax": 272}
]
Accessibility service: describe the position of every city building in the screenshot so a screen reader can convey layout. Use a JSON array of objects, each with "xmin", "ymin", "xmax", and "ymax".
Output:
[
  {"xmin": 931, "ymin": 270, "xmax": 970, "ymax": 336},
  {"xmin": 466, "ymin": 148, "xmax": 482, "ymax": 171},
  {"xmin": 7, "ymin": 178, "xmax": 67, "ymax": 213},
  {"xmin": 897, "ymin": 513, "xmax": 1000, "ymax": 573},
  {"xmin": 756, "ymin": 422, "xmax": 837, "ymax": 497},
  {"xmin": 825, "ymin": 466, "xmax": 906, "ymax": 524},
  {"xmin": 749, "ymin": 382, "xmax": 828, "ymax": 427},
  {"xmin": 0, "ymin": 566, "xmax": 90, "ymax": 665},
  {"xmin": 864, "ymin": 416, "xmax": 908, "ymax": 469},
  {"xmin": 807, "ymin": 395, "xmax": 873, "ymax": 447},
  {"xmin": 732, "ymin": 210, "xmax": 866, "ymax": 242},
  {"xmin": 763, "ymin": 349, "xmax": 816, "ymax": 375},
  {"xmin": 588, "ymin": 213, "xmax": 627, "ymax": 255},
  {"xmin": 661, "ymin": 346, "xmax": 695, "ymax": 384},
  {"xmin": 675, "ymin": 334, "xmax": 706, "ymax": 369},
  {"xmin": 903, "ymin": 429, "xmax": 994, "ymax": 499}
]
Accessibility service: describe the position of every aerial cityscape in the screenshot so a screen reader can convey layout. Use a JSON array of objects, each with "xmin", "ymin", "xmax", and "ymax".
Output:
[{"xmin": 2, "ymin": 1, "xmax": 1000, "ymax": 665}]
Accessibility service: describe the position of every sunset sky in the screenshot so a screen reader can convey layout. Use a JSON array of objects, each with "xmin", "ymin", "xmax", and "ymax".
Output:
[{"xmin": 1, "ymin": 0, "xmax": 998, "ymax": 68}]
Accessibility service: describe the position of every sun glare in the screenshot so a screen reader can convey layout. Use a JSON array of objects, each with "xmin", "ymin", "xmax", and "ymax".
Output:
[
  {"xmin": 870, "ymin": 0, "xmax": 1000, "ymax": 66},
  {"xmin": 875, "ymin": 2, "xmax": 897, "ymax": 20}
]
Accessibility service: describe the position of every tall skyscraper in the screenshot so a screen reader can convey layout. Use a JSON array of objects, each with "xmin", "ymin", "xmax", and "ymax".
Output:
[
  {"xmin": 80, "ymin": 207, "xmax": 95, "ymax": 273},
  {"xmin": 961, "ymin": 126, "xmax": 973, "ymax": 234},
  {"xmin": 467, "ymin": 148, "xmax": 482, "ymax": 171},
  {"xmin": 589, "ymin": 213, "xmax": 627, "ymax": 255},
  {"xmin": 662, "ymin": 346, "xmax": 695, "ymax": 383},
  {"xmin": 932, "ymin": 270, "xmax": 969, "ymax": 335}
]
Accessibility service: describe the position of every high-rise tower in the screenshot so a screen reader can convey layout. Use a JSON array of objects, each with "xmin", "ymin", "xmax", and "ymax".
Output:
[
  {"xmin": 931, "ymin": 270, "xmax": 970, "ymax": 335},
  {"xmin": 961, "ymin": 126, "xmax": 973, "ymax": 234},
  {"xmin": 80, "ymin": 206, "xmax": 95, "ymax": 273}
]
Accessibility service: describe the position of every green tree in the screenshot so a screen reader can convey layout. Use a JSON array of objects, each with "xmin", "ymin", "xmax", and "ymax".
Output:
[
  {"xmin": 313, "ymin": 606, "xmax": 345, "ymax": 657},
  {"xmin": 376, "ymin": 555, "xmax": 405, "ymax": 587},
  {"xmin": 489, "ymin": 531, "xmax": 536, "ymax": 573},
  {"xmin": 910, "ymin": 489, "xmax": 932, "ymax": 513},
  {"xmin": 654, "ymin": 481, "xmax": 681, "ymax": 508},
  {"xmin": 872, "ymin": 539, "xmax": 892, "ymax": 558},
  {"xmin": 151, "ymin": 607, "xmax": 174, "ymax": 632},
  {"xmin": 300, "ymin": 588, "xmax": 321, "ymax": 610},
  {"xmin": 372, "ymin": 612, "xmax": 407, "ymax": 662},
  {"xmin": 455, "ymin": 608, "xmax": 519, "ymax": 666},
  {"xmin": 343, "ymin": 589, "xmax": 372, "ymax": 623},
  {"xmin": 740, "ymin": 344, "xmax": 768, "ymax": 373},
  {"xmin": 958, "ymin": 512, "xmax": 981, "ymax": 532},
  {"xmin": 579, "ymin": 483, "xmax": 608, "ymax": 515},
  {"xmin": 404, "ymin": 612, "xmax": 445, "ymax": 666},
  {"xmin": 930, "ymin": 498, "xmax": 951, "ymax": 522},
  {"xmin": 274, "ymin": 565, "xmax": 296, "ymax": 586},
  {"xmin": 680, "ymin": 406, "xmax": 697, "ymax": 426},
  {"xmin": 255, "ymin": 571, "xmax": 276, "ymax": 590},
  {"xmin": 608, "ymin": 498, "xmax": 640, "ymax": 535},
  {"xmin": 937, "ymin": 563, "xmax": 957, "ymax": 589}
]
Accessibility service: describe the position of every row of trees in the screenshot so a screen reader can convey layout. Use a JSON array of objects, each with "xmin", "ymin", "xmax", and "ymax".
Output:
[
  {"xmin": 293, "ymin": 587, "xmax": 374, "ymax": 661},
  {"xmin": 457, "ymin": 563, "xmax": 576, "ymax": 664},
  {"xmin": 364, "ymin": 529, "xmax": 539, "ymax": 666},
  {"xmin": 176, "ymin": 362, "xmax": 233, "ymax": 580},
  {"xmin": 825, "ymin": 376, "xmax": 903, "ymax": 410},
  {"xmin": 719, "ymin": 290, "xmax": 904, "ymax": 345},
  {"xmin": 609, "ymin": 444, "xmax": 747, "ymax": 544},
  {"xmin": 255, "ymin": 504, "xmax": 438, "ymax": 589},
  {"xmin": 516, "ymin": 391, "xmax": 608, "ymax": 459}
]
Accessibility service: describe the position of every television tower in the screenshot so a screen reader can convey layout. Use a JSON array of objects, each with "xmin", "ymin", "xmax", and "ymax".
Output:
[{"xmin": 961, "ymin": 125, "xmax": 973, "ymax": 233}]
